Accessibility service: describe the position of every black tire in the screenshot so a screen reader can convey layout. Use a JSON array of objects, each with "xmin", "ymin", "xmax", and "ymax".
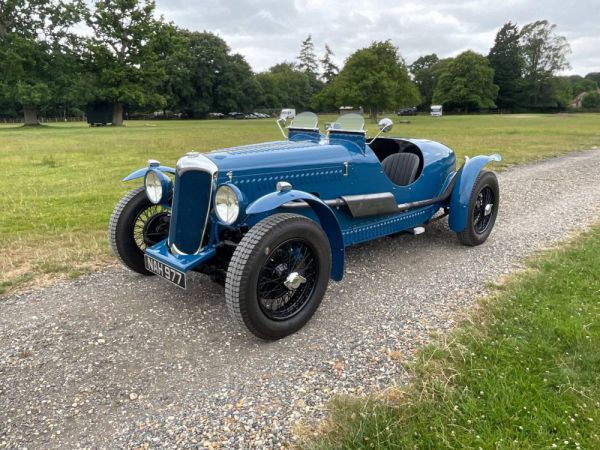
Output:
[
  {"xmin": 108, "ymin": 186, "xmax": 170, "ymax": 275},
  {"xmin": 457, "ymin": 170, "xmax": 499, "ymax": 246},
  {"xmin": 225, "ymin": 213, "xmax": 332, "ymax": 340}
]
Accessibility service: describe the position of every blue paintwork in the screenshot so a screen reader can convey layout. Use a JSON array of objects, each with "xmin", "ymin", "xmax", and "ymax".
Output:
[
  {"xmin": 288, "ymin": 129, "xmax": 322, "ymax": 142},
  {"xmin": 122, "ymin": 165, "xmax": 175, "ymax": 182},
  {"xmin": 125, "ymin": 124, "xmax": 499, "ymax": 280},
  {"xmin": 246, "ymin": 190, "xmax": 345, "ymax": 281},
  {"xmin": 448, "ymin": 154, "xmax": 502, "ymax": 232},
  {"xmin": 146, "ymin": 240, "xmax": 216, "ymax": 271}
]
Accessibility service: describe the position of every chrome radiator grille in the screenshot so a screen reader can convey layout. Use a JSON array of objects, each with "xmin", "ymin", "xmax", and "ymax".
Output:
[{"xmin": 168, "ymin": 153, "xmax": 217, "ymax": 255}]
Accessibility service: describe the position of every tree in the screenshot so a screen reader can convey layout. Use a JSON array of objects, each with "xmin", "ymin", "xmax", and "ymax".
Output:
[
  {"xmin": 0, "ymin": 37, "xmax": 51, "ymax": 124},
  {"xmin": 488, "ymin": 22, "xmax": 522, "ymax": 111},
  {"xmin": 296, "ymin": 35, "xmax": 323, "ymax": 97},
  {"xmin": 518, "ymin": 20, "xmax": 571, "ymax": 109},
  {"xmin": 162, "ymin": 30, "xmax": 228, "ymax": 116},
  {"xmin": 213, "ymin": 53, "xmax": 261, "ymax": 113},
  {"xmin": 323, "ymin": 40, "xmax": 420, "ymax": 120},
  {"xmin": 311, "ymin": 82, "xmax": 336, "ymax": 112},
  {"xmin": 157, "ymin": 28, "xmax": 261, "ymax": 116},
  {"xmin": 0, "ymin": 0, "xmax": 84, "ymax": 124},
  {"xmin": 85, "ymin": 0, "xmax": 168, "ymax": 125},
  {"xmin": 582, "ymin": 91, "xmax": 600, "ymax": 109},
  {"xmin": 297, "ymin": 35, "xmax": 318, "ymax": 75},
  {"xmin": 320, "ymin": 44, "xmax": 339, "ymax": 84},
  {"xmin": 433, "ymin": 50, "xmax": 498, "ymax": 112},
  {"xmin": 585, "ymin": 72, "xmax": 600, "ymax": 86},
  {"xmin": 255, "ymin": 62, "xmax": 312, "ymax": 110},
  {"xmin": 410, "ymin": 53, "xmax": 439, "ymax": 75},
  {"xmin": 520, "ymin": 20, "xmax": 570, "ymax": 78},
  {"xmin": 409, "ymin": 53, "xmax": 440, "ymax": 108},
  {"xmin": 571, "ymin": 78, "xmax": 598, "ymax": 96}
]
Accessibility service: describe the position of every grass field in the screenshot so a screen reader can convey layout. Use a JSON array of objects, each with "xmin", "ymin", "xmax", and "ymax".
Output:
[
  {"xmin": 302, "ymin": 225, "xmax": 600, "ymax": 449},
  {"xmin": 1, "ymin": 113, "xmax": 599, "ymax": 293}
]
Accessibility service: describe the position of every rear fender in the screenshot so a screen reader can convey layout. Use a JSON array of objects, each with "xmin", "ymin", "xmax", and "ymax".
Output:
[
  {"xmin": 246, "ymin": 190, "xmax": 345, "ymax": 281},
  {"xmin": 122, "ymin": 165, "xmax": 175, "ymax": 182},
  {"xmin": 448, "ymin": 154, "xmax": 501, "ymax": 232}
]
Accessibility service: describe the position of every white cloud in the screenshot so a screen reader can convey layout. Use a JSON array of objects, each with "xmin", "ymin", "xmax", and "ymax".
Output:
[{"xmin": 155, "ymin": 0, "xmax": 599, "ymax": 75}]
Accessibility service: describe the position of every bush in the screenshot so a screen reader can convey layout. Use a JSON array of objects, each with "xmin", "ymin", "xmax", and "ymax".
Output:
[{"xmin": 582, "ymin": 91, "xmax": 600, "ymax": 109}]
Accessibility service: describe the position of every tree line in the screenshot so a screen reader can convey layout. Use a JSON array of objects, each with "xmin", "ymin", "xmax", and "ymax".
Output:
[
  {"xmin": 410, "ymin": 21, "xmax": 600, "ymax": 113},
  {"xmin": 1, "ymin": 0, "xmax": 598, "ymax": 126}
]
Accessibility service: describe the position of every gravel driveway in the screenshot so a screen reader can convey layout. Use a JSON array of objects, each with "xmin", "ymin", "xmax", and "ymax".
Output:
[{"xmin": 2, "ymin": 150, "xmax": 600, "ymax": 449}]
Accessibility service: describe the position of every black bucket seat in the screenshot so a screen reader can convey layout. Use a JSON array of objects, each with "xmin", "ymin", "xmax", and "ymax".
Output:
[{"xmin": 382, "ymin": 153, "xmax": 420, "ymax": 186}]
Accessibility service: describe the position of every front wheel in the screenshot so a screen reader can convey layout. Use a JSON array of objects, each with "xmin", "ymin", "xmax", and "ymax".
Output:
[
  {"xmin": 108, "ymin": 187, "xmax": 170, "ymax": 274},
  {"xmin": 457, "ymin": 170, "xmax": 499, "ymax": 246},
  {"xmin": 225, "ymin": 214, "xmax": 332, "ymax": 340}
]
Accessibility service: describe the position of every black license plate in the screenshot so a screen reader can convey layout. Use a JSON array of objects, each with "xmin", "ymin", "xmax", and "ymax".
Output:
[{"xmin": 144, "ymin": 255, "xmax": 186, "ymax": 289}]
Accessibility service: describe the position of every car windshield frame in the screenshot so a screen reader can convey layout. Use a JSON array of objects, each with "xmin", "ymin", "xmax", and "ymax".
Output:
[
  {"xmin": 289, "ymin": 111, "xmax": 319, "ymax": 130},
  {"xmin": 329, "ymin": 113, "xmax": 366, "ymax": 133}
]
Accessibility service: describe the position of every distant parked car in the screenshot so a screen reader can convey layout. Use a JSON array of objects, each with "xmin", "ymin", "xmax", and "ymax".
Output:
[
  {"xmin": 110, "ymin": 111, "xmax": 501, "ymax": 340},
  {"xmin": 209, "ymin": 112, "xmax": 225, "ymax": 119},
  {"xmin": 228, "ymin": 112, "xmax": 245, "ymax": 119},
  {"xmin": 397, "ymin": 107, "xmax": 418, "ymax": 116}
]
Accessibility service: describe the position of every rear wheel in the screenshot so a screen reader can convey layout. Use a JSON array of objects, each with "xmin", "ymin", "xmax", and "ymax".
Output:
[
  {"xmin": 457, "ymin": 171, "xmax": 499, "ymax": 246},
  {"xmin": 225, "ymin": 214, "xmax": 331, "ymax": 340},
  {"xmin": 108, "ymin": 187, "xmax": 170, "ymax": 274}
]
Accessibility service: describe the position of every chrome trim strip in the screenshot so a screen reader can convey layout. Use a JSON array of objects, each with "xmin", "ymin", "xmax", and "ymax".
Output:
[
  {"xmin": 176, "ymin": 151, "xmax": 219, "ymax": 176},
  {"xmin": 170, "ymin": 243, "xmax": 187, "ymax": 256},
  {"xmin": 281, "ymin": 198, "xmax": 343, "ymax": 209}
]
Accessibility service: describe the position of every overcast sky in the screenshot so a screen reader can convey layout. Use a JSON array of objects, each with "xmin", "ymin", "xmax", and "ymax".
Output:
[{"xmin": 155, "ymin": 0, "xmax": 598, "ymax": 76}]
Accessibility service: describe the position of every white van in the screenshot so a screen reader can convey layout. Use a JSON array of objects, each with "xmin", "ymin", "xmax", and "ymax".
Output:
[
  {"xmin": 430, "ymin": 105, "xmax": 443, "ymax": 117},
  {"xmin": 279, "ymin": 109, "xmax": 296, "ymax": 120}
]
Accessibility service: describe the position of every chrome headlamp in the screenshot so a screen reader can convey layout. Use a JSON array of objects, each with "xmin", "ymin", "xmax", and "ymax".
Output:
[
  {"xmin": 215, "ymin": 184, "xmax": 242, "ymax": 224},
  {"xmin": 144, "ymin": 169, "xmax": 172, "ymax": 204}
]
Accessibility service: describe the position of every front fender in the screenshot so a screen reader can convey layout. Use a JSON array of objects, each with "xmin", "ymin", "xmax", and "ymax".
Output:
[
  {"xmin": 246, "ymin": 190, "xmax": 345, "ymax": 281},
  {"xmin": 122, "ymin": 165, "xmax": 175, "ymax": 182},
  {"xmin": 448, "ymin": 154, "xmax": 501, "ymax": 232}
]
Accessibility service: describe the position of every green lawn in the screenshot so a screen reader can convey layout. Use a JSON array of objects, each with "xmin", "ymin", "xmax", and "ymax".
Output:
[
  {"xmin": 301, "ymin": 225, "xmax": 600, "ymax": 449},
  {"xmin": 1, "ymin": 113, "xmax": 599, "ymax": 292}
]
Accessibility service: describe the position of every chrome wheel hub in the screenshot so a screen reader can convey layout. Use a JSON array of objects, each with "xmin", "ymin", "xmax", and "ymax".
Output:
[
  {"xmin": 284, "ymin": 272, "xmax": 306, "ymax": 290},
  {"xmin": 484, "ymin": 203, "xmax": 494, "ymax": 216}
]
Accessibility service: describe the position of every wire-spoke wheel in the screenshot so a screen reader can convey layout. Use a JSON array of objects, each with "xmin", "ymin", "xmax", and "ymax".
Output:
[
  {"xmin": 133, "ymin": 205, "xmax": 170, "ymax": 251},
  {"xmin": 457, "ymin": 170, "xmax": 499, "ymax": 246},
  {"xmin": 225, "ymin": 214, "xmax": 331, "ymax": 340},
  {"xmin": 109, "ymin": 187, "xmax": 170, "ymax": 275},
  {"xmin": 473, "ymin": 186, "xmax": 495, "ymax": 234},
  {"xmin": 257, "ymin": 239, "xmax": 319, "ymax": 321}
]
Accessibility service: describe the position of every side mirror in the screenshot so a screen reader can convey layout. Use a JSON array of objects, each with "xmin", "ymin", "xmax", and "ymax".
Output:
[
  {"xmin": 367, "ymin": 117, "xmax": 394, "ymax": 144},
  {"xmin": 378, "ymin": 117, "xmax": 393, "ymax": 133}
]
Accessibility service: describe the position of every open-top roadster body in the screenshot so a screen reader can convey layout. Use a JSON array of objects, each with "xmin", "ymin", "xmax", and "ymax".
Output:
[{"xmin": 109, "ymin": 112, "xmax": 500, "ymax": 339}]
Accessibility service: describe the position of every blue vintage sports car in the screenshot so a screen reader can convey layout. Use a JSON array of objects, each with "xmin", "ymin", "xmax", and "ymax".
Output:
[{"xmin": 109, "ymin": 112, "xmax": 500, "ymax": 339}]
